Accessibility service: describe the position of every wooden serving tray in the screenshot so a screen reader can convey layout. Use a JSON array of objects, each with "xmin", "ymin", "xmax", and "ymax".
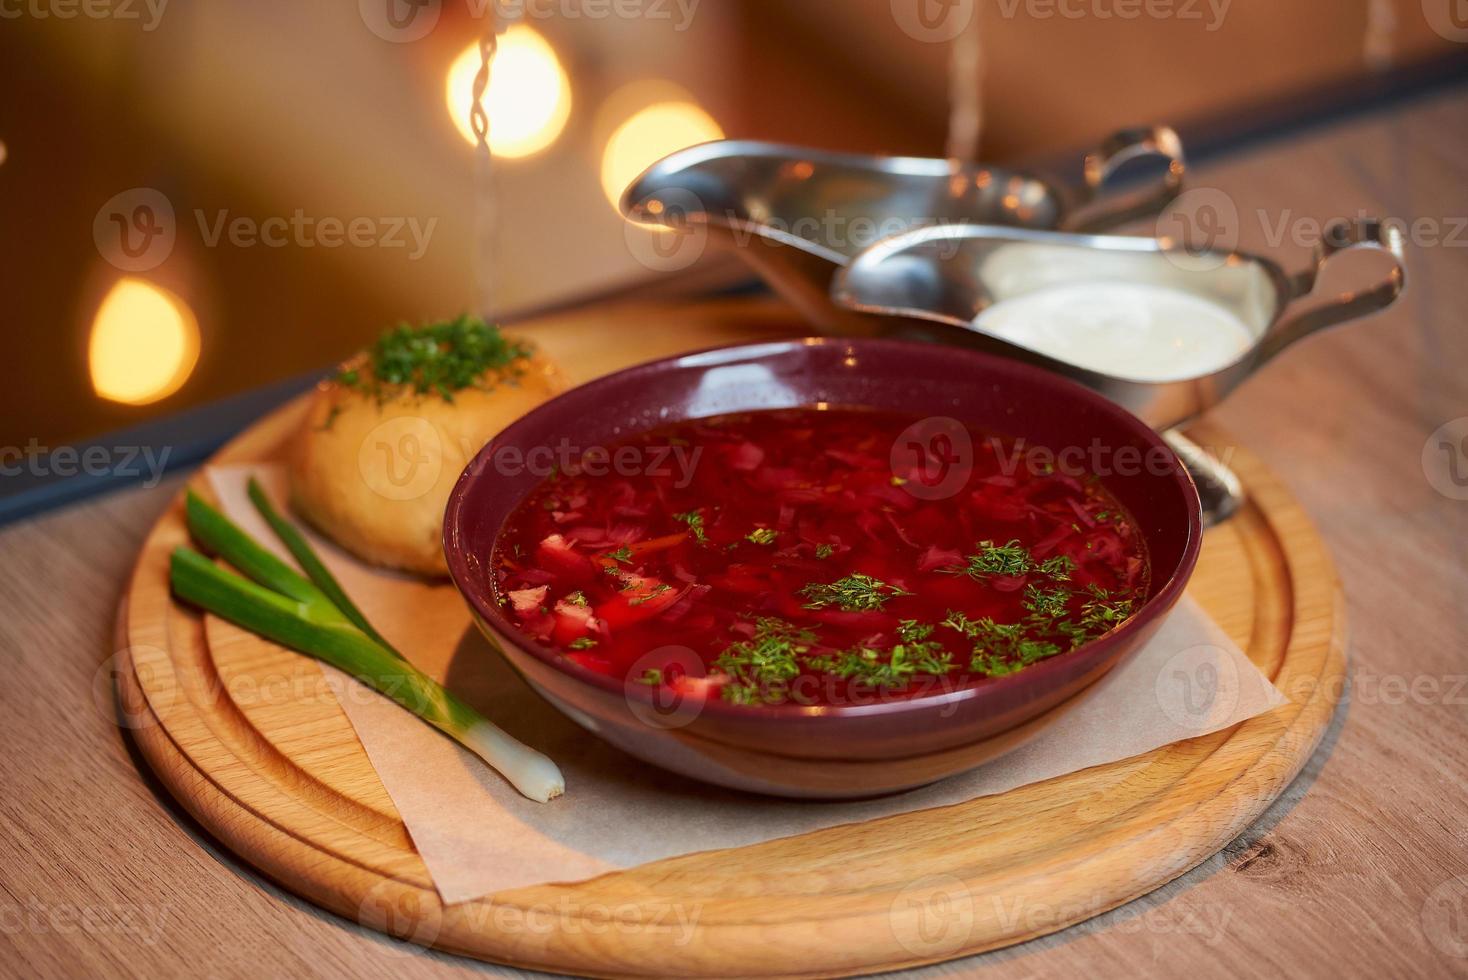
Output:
[{"xmin": 115, "ymin": 297, "xmax": 1345, "ymax": 978}]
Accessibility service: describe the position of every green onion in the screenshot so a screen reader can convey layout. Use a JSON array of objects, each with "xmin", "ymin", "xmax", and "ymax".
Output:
[
  {"xmin": 245, "ymin": 478, "xmax": 396, "ymax": 655},
  {"xmin": 172, "ymin": 492, "xmax": 563, "ymax": 803}
]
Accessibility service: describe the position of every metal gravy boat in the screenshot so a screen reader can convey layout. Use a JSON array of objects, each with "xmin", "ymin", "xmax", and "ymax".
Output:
[
  {"xmin": 622, "ymin": 129, "xmax": 1184, "ymax": 332},
  {"xmin": 830, "ymin": 218, "xmax": 1407, "ymax": 521}
]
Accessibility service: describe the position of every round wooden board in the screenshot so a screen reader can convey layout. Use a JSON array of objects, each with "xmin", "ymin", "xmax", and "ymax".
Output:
[{"xmin": 116, "ymin": 299, "xmax": 1345, "ymax": 978}]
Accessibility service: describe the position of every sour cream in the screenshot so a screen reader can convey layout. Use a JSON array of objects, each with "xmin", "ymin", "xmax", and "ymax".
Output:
[{"xmin": 974, "ymin": 281, "xmax": 1256, "ymax": 382}]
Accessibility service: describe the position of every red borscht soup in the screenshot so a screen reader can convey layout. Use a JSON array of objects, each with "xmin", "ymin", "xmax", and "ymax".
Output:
[{"xmin": 492, "ymin": 408, "xmax": 1148, "ymax": 707}]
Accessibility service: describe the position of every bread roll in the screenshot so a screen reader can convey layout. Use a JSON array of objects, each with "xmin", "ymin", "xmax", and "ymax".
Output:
[{"xmin": 289, "ymin": 322, "xmax": 564, "ymax": 576}]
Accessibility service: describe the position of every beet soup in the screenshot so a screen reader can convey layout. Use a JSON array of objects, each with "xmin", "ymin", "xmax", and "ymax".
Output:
[{"xmin": 491, "ymin": 408, "xmax": 1149, "ymax": 708}]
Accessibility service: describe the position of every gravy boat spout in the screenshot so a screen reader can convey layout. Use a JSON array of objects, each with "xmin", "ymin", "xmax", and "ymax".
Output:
[{"xmin": 621, "ymin": 131, "xmax": 1184, "ymax": 332}]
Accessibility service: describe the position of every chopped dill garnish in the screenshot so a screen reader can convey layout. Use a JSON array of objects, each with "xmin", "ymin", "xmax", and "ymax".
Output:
[
  {"xmin": 568, "ymin": 637, "xmax": 598, "ymax": 650},
  {"xmin": 826, "ymin": 628, "xmax": 956, "ymax": 688},
  {"xmin": 1038, "ymin": 555, "xmax": 1076, "ymax": 580},
  {"xmin": 950, "ymin": 540, "xmax": 1034, "ymax": 579},
  {"xmin": 897, "ymin": 620, "xmax": 934, "ymax": 643},
  {"xmin": 944, "ymin": 612, "xmax": 1065, "ymax": 676},
  {"xmin": 941, "ymin": 610, "xmax": 983, "ymax": 636},
  {"xmin": 674, "ymin": 510, "xmax": 708, "ymax": 543},
  {"xmin": 605, "ymin": 545, "xmax": 634, "ymax": 564},
  {"xmin": 565, "ymin": 590, "xmax": 589, "ymax": 607},
  {"xmin": 814, "ymin": 543, "xmax": 835, "ymax": 559},
  {"xmin": 746, "ymin": 527, "xmax": 778, "ymax": 546},
  {"xmin": 970, "ymin": 652, "xmax": 1025, "ymax": 677},
  {"xmin": 1079, "ymin": 585, "xmax": 1136, "ymax": 634},
  {"xmin": 336, "ymin": 315, "xmax": 530, "ymax": 404},
  {"xmin": 1022, "ymin": 584, "xmax": 1071, "ymax": 620},
  {"xmin": 713, "ymin": 618, "xmax": 815, "ymax": 701},
  {"xmin": 798, "ymin": 573, "xmax": 910, "ymax": 612},
  {"xmin": 635, "ymin": 668, "xmax": 662, "ymax": 684}
]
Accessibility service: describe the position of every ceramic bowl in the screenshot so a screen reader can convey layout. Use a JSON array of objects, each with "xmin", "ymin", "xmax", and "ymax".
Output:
[{"xmin": 444, "ymin": 338, "xmax": 1202, "ymax": 798}]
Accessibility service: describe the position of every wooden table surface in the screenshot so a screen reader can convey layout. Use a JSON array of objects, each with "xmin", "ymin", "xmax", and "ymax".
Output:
[{"xmin": 3, "ymin": 85, "xmax": 1466, "ymax": 979}]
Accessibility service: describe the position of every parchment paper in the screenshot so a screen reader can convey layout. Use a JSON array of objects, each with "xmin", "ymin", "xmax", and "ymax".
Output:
[{"xmin": 210, "ymin": 465, "xmax": 1287, "ymax": 905}]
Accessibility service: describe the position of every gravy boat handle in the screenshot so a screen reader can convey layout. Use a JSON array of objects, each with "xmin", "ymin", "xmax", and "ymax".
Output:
[
  {"xmin": 1060, "ymin": 126, "xmax": 1186, "ymax": 233},
  {"xmin": 1257, "ymin": 217, "xmax": 1407, "ymax": 363}
]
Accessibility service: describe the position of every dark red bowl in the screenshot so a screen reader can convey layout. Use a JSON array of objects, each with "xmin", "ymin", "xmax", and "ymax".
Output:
[{"xmin": 444, "ymin": 338, "xmax": 1202, "ymax": 798}]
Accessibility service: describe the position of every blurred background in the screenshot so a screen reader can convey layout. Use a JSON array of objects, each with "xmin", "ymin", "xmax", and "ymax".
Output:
[{"xmin": 2, "ymin": 0, "xmax": 1463, "ymax": 449}]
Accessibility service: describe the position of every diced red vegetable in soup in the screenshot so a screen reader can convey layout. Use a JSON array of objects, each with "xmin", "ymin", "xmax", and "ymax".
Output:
[{"xmin": 492, "ymin": 408, "xmax": 1149, "ymax": 707}]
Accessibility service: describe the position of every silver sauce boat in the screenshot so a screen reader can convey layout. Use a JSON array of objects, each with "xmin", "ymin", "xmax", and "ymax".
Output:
[{"xmin": 622, "ymin": 129, "xmax": 1185, "ymax": 332}]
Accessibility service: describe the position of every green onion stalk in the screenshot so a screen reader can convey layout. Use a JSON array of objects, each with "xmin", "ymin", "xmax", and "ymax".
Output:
[{"xmin": 170, "ymin": 483, "xmax": 563, "ymax": 803}]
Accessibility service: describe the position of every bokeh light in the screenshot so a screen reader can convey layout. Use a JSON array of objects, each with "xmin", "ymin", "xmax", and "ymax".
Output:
[
  {"xmin": 599, "ymin": 99, "xmax": 723, "ymax": 208},
  {"xmin": 445, "ymin": 26, "xmax": 571, "ymax": 158},
  {"xmin": 89, "ymin": 278, "xmax": 200, "ymax": 405}
]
